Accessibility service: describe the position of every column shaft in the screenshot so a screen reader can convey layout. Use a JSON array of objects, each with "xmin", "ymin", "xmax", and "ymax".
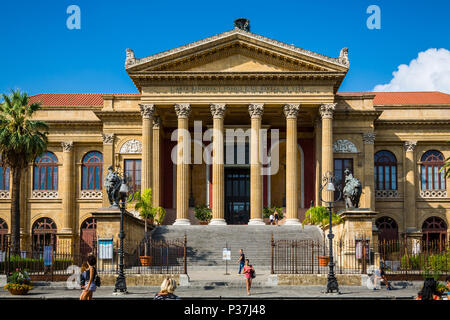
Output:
[
  {"xmin": 140, "ymin": 104, "xmax": 154, "ymax": 192},
  {"xmin": 210, "ymin": 104, "xmax": 226, "ymax": 225},
  {"xmin": 152, "ymin": 117, "xmax": 162, "ymax": 207},
  {"xmin": 404, "ymin": 141, "xmax": 417, "ymax": 232},
  {"xmin": 284, "ymin": 104, "xmax": 300, "ymax": 224},
  {"xmin": 314, "ymin": 119, "xmax": 322, "ymax": 206},
  {"xmin": 61, "ymin": 142, "xmax": 74, "ymax": 234},
  {"xmin": 362, "ymin": 133, "xmax": 376, "ymax": 210},
  {"xmin": 174, "ymin": 104, "xmax": 191, "ymax": 225},
  {"xmin": 320, "ymin": 104, "xmax": 336, "ymax": 203},
  {"xmin": 248, "ymin": 104, "xmax": 264, "ymax": 225}
]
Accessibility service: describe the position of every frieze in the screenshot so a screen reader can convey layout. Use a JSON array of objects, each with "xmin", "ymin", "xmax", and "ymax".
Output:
[
  {"xmin": 145, "ymin": 85, "xmax": 329, "ymax": 95},
  {"xmin": 333, "ymin": 139, "xmax": 358, "ymax": 153},
  {"xmin": 120, "ymin": 139, "xmax": 142, "ymax": 154}
]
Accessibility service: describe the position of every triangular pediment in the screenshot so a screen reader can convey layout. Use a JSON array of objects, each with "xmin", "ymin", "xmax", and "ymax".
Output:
[{"xmin": 125, "ymin": 28, "xmax": 349, "ymax": 73}]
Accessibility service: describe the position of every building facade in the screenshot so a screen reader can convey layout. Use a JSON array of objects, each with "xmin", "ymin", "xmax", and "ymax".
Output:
[{"xmin": 0, "ymin": 21, "xmax": 449, "ymax": 250}]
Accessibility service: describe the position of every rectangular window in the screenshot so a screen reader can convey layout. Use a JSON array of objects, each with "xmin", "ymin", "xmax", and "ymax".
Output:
[
  {"xmin": 124, "ymin": 159, "xmax": 141, "ymax": 193},
  {"xmin": 334, "ymin": 158, "xmax": 353, "ymax": 201}
]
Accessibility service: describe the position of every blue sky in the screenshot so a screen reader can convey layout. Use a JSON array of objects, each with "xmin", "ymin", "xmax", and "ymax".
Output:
[{"xmin": 0, "ymin": 0, "xmax": 449, "ymax": 95}]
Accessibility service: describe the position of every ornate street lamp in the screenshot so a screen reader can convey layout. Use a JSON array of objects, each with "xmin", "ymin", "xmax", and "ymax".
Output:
[
  {"xmin": 318, "ymin": 171, "xmax": 342, "ymax": 294},
  {"xmin": 113, "ymin": 176, "xmax": 131, "ymax": 295}
]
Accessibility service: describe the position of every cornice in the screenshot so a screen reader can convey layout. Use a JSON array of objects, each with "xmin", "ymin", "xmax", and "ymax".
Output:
[
  {"xmin": 47, "ymin": 121, "xmax": 102, "ymax": 128},
  {"xmin": 125, "ymin": 28, "xmax": 349, "ymax": 71},
  {"xmin": 375, "ymin": 119, "xmax": 450, "ymax": 126},
  {"xmin": 334, "ymin": 110, "xmax": 382, "ymax": 120}
]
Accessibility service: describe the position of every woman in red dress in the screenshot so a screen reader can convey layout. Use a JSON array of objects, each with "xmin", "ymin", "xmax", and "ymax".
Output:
[{"xmin": 243, "ymin": 259, "xmax": 255, "ymax": 296}]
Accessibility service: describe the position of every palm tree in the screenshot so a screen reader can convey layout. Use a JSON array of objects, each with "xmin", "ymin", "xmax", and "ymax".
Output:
[{"xmin": 0, "ymin": 90, "xmax": 48, "ymax": 254}]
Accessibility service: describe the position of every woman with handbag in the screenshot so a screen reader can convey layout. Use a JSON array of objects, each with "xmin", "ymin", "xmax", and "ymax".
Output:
[
  {"xmin": 80, "ymin": 255, "xmax": 98, "ymax": 300},
  {"xmin": 243, "ymin": 259, "xmax": 255, "ymax": 296}
]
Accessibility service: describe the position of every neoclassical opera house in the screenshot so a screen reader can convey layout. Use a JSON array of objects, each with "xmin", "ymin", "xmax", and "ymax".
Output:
[{"xmin": 0, "ymin": 20, "xmax": 449, "ymax": 252}]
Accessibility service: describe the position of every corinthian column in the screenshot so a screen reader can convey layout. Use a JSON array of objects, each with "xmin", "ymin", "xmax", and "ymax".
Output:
[
  {"xmin": 284, "ymin": 104, "xmax": 301, "ymax": 225},
  {"xmin": 248, "ymin": 103, "xmax": 265, "ymax": 225},
  {"xmin": 320, "ymin": 103, "xmax": 336, "ymax": 204},
  {"xmin": 209, "ymin": 104, "xmax": 227, "ymax": 225},
  {"xmin": 152, "ymin": 116, "xmax": 162, "ymax": 208},
  {"xmin": 61, "ymin": 141, "xmax": 74, "ymax": 234},
  {"xmin": 173, "ymin": 104, "xmax": 191, "ymax": 225},
  {"xmin": 140, "ymin": 104, "xmax": 154, "ymax": 192},
  {"xmin": 362, "ymin": 132, "xmax": 376, "ymax": 210},
  {"xmin": 404, "ymin": 141, "xmax": 418, "ymax": 233}
]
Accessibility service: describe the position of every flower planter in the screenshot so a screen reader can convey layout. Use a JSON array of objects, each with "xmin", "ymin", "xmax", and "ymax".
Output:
[
  {"xmin": 7, "ymin": 287, "xmax": 30, "ymax": 295},
  {"xmin": 139, "ymin": 256, "xmax": 152, "ymax": 267},
  {"xmin": 199, "ymin": 221, "xmax": 209, "ymax": 225},
  {"xmin": 318, "ymin": 256, "xmax": 330, "ymax": 267}
]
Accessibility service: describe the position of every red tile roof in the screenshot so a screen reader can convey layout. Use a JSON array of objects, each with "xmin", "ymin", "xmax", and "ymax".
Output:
[
  {"xmin": 29, "ymin": 91, "xmax": 450, "ymax": 107},
  {"xmin": 29, "ymin": 93, "xmax": 139, "ymax": 106},
  {"xmin": 337, "ymin": 91, "xmax": 450, "ymax": 105}
]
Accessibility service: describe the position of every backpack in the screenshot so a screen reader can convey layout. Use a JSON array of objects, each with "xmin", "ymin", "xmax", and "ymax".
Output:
[
  {"xmin": 93, "ymin": 268, "xmax": 101, "ymax": 287},
  {"xmin": 250, "ymin": 266, "xmax": 256, "ymax": 279}
]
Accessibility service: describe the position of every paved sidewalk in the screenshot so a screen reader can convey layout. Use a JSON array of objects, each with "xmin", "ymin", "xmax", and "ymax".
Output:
[{"xmin": 0, "ymin": 284, "xmax": 419, "ymax": 300}]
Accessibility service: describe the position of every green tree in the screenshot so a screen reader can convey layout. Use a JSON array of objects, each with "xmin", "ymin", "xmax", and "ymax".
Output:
[{"xmin": 0, "ymin": 90, "xmax": 48, "ymax": 254}]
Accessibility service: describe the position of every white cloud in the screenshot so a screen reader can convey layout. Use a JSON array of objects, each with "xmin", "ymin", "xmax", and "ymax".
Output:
[{"xmin": 373, "ymin": 48, "xmax": 450, "ymax": 94}]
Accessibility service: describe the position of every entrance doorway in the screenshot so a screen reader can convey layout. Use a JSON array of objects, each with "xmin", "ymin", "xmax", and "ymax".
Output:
[{"xmin": 225, "ymin": 167, "xmax": 250, "ymax": 224}]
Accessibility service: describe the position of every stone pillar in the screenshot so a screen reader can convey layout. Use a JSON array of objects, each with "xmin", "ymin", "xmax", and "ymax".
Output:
[
  {"xmin": 102, "ymin": 133, "xmax": 115, "ymax": 207},
  {"xmin": 61, "ymin": 141, "xmax": 74, "ymax": 234},
  {"xmin": 152, "ymin": 116, "xmax": 162, "ymax": 208},
  {"xmin": 173, "ymin": 104, "xmax": 191, "ymax": 225},
  {"xmin": 209, "ymin": 104, "xmax": 227, "ymax": 225},
  {"xmin": 284, "ymin": 104, "xmax": 301, "ymax": 225},
  {"xmin": 248, "ymin": 104, "xmax": 265, "ymax": 225},
  {"xmin": 404, "ymin": 141, "xmax": 418, "ymax": 234},
  {"xmin": 362, "ymin": 132, "xmax": 376, "ymax": 210},
  {"xmin": 314, "ymin": 119, "xmax": 322, "ymax": 206},
  {"xmin": 320, "ymin": 103, "xmax": 336, "ymax": 203},
  {"xmin": 140, "ymin": 104, "xmax": 154, "ymax": 192}
]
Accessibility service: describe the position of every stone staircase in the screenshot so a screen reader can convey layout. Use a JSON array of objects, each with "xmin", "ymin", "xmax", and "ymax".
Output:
[{"xmin": 151, "ymin": 225, "xmax": 323, "ymax": 267}]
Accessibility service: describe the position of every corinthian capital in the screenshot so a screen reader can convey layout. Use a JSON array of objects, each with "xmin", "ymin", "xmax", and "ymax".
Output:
[
  {"xmin": 61, "ymin": 141, "xmax": 74, "ymax": 152},
  {"xmin": 404, "ymin": 141, "xmax": 417, "ymax": 152},
  {"xmin": 139, "ymin": 104, "xmax": 155, "ymax": 119},
  {"xmin": 362, "ymin": 132, "xmax": 376, "ymax": 144},
  {"xmin": 102, "ymin": 133, "xmax": 115, "ymax": 145},
  {"xmin": 283, "ymin": 104, "xmax": 300, "ymax": 119},
  {"xmin": 319, "ymin": 103, "xmax": 336, "ymax": 119},
  {"xmin": 152, "ymin": 116, "xmax": 161, "ymax": 128},
  {"xmin": 248, "ymin": 103, "xmax": 264, "ymax": 118},
  {"xmin": 174, "ymin": 104, "xmax": 191, "ymax": 118},
  {"xmin": 210, "ymin": 104, "xmax": 226, "ymax": 119}
]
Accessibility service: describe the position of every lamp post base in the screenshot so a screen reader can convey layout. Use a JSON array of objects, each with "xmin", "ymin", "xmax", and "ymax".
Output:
[
  {"xmin": 326, "ymin": 274, "xmax": 340, "ymax": 294},
  {"xmin": 113, "ymin": 273, "xmax": 128, "ymax": 294}
]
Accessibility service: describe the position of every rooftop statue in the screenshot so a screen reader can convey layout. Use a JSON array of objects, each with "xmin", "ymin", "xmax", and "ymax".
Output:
[{"xmin": 343, "ymin": 169, "xmax": 362, "ymax": 209}]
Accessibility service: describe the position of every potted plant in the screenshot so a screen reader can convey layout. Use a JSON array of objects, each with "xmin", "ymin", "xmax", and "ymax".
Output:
[
  {"xmin": 4, "ymin": 268, "xmax": 33, "ymax": 295},
  {"xmin": 302, "ymin": 206, "xmax": 342, "ymax": 267},
  {"xmin": 130, "ymin": 188, "xmax": 165, "ymax": 267},
  {"xmin": 194, "ymin": 205, "xmax": 212, "ymax": 225},
  {"xmin": 263, "ymin": 206, "xmax": 284, "ymax": 224},
  {"xmin": 153, "ymin": 206, "xmax": 166, "ymax": 226}
]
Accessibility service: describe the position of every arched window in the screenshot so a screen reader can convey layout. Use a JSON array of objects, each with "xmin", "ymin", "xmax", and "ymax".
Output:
[
  {"xmin": 32, "ymin": 217, "xmax": 57, "ymax": 252},
  {"xmin": 33, "ymin": 152, "xmax": 58, "ymax": 190},
  {"xmin": 375, "ymin": 216, "xmax": 399, "ymax": 242},
  {"xmin": 82, "ymin": 151, "xmax": 103, "ymax": 190},
  {"xmin": 422, "ymin": 216, "xmax": 447, "ymax": 251},
  {"xmin": 0, "ymin": 165, "xmax": 10, "ymax": 191},
  {"xmin": 374, "ymin": 151, "xmax": 397, "ymax": 190},
  {"xmin": 0, "ymin": 218, "xmax": 8, "ymax": 250},
  {"xmin": 421, "ymin": 150, "xmax": 446, "ymax": 191}
]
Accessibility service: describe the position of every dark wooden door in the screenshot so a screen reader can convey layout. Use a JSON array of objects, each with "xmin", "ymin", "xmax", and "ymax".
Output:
[{"xmin": 225, "ymin": 167, "xmax": 250, "ymax": 225}]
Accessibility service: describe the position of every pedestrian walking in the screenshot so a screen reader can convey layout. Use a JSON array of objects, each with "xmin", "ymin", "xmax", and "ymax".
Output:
[
  {"xmin": 269, "ymin": 214, "xmax": 274, "ymax": 225},
  {"xmin": 154, "ymin": 277, "xmax": 180, "ymax": 300},
  {"xmin": 243, "ymin": 259, "xmax": 255, "ymax": 296},
  {"xmin": 445, "ymin": 276, "xmax": 450, "ymax": 300},
  {"xmin": 79, "ymin": 261, "xmax": 89, "ymax": 290},
  {"xmin": 80, "ymin": 255, "xmax": 98, "ymax": 300},
  {"xmin": 416, "ymin": 278, "xmax": 440, "ymax": 300},
  {"xmin": 237, "ymin": 249, "xmax": 245, "ymax": 275}
]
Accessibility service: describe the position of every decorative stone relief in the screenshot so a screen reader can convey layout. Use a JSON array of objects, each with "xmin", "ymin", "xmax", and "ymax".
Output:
[
  {"xmin": 404, "ymin": 141, "xmax": 417, "ymax": 152},
  {"xmin": 248, "ymin": 104, "xmax": 264, "ymax": 118},
  {"xmin": 32, "ymin": 190, "xmax": 58, "ymax": 199},
  {"xmin": 333, "ymin": 139, "xmax": 358, "ymax": 153},
  {"xmin": 362, "ymin": 133, "xmax": 376, "ymax": 144},
  {"xmin": 319, "ymin": 103, "xmax": 336, "ymax": 119},
  {"xmin": 80, "ymin": 190, "xmax": 103, "ymax": 199},
  {"xmin": 375, "ymin": 190, "xmax": 399, "ymax": 198},
  {"xmin": 210, "ymin": 104, "xmax": 226, "ymax": 118},
  {"xmin": 120, "ymin": 139, "xmax": 142, "ymax": 154},
  {"xmin": 125, "ymin": 48, "xmax": 136, "ymax": 67},
  {"xmin": 420, "ymin": 190, "xmax": 447, "ymax": 198},
  {"xmin": 338, "ymin": 48, "xmax": 349, "ymax": 67},
  {"xmin": 174, "ymin": 104, "xmax": 191, "ymax": 118},
  {"xmin": 283, "ymin": 104, "xmax": 300, "ymax": 118},
  {"xmin": 0, "ymin": 191, "xmax": 10, "ymax": 199},
  {"xmin": 61, "ymin": 141, "xmax": 74, "ymax": 152},
  {"xmin": 102, "ymin": 133, "xmax": 115, "ymax": 145},
  {"xmin": 139, "ymin": 104, "xmax": 155, "ymax": 119}
]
